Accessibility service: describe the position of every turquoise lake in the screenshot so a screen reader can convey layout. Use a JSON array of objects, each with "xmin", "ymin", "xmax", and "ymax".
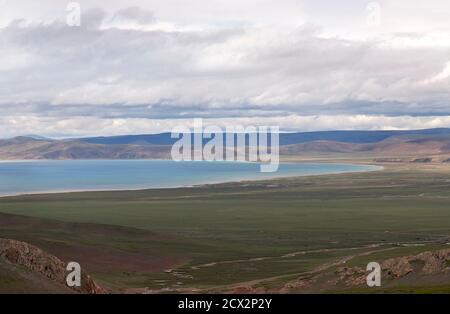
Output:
[{"xmin": 0, "ymin": 160, "xmax": 380, "ymax": 196}]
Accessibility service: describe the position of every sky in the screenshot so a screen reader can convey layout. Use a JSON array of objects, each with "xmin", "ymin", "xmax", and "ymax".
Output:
[{"xmin": 1, "ymin": 0, "xmax": 450, "ymax": 137}]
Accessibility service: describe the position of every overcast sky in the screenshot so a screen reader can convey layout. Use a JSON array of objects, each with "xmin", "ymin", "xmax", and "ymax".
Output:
[{"xmin": 1, "ymin": 0, "xmax": 450, "ymax": 137}]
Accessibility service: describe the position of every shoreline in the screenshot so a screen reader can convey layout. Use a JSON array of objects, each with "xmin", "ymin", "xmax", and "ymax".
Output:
[{"xmin": 0, "ymin": 161, "xmax": 383, "ymax": 198}]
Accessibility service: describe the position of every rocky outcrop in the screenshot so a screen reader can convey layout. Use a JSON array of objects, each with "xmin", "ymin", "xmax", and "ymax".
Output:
[
  {"xmin": 282, "ymin": 248, "xmax": 450, "ymax": 292},
  {"xmin": 373, "ymin": 158, "xmax": 406, "ymax": 163},
  {"xmin": 410, "ymin": 158, "xmax": 432, "ymax": 163},
  {"xmin": 0, "ymin": 238, "xmax": 105, "ymax": 294},
  {"xmin": 225, "ymin": 286, "xmax": 266, "ymax": 294}
]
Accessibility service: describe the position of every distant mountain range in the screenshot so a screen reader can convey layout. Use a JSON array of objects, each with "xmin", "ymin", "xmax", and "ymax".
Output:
[
  {"xmin": 2, "ymin": 128, "xmax": 450, "ymax": 161},
  {"xmin": 81, "ymin": 128, "xmax": 450, "ymax": 145}
]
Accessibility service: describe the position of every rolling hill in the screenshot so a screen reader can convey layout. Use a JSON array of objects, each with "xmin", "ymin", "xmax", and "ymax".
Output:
[
  {"xmin": 81, "ymin": 128, "xmax": 450, "ymax": 145},
  {"xmin": 0, "ymin": 137, "xmax": 171, "ymax": 160},
  {"xmin": 2, "ymin": 128, "xmax": 450, "ymax": 161}
]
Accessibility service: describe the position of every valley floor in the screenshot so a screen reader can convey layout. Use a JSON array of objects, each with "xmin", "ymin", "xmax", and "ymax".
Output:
[{"xmin": 1, "ymin": 161, "xmax": 450, "ymax": 293}]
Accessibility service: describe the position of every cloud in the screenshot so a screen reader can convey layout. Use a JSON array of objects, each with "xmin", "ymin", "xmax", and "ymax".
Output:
[
  {"xmin": 112, "ymin": 7, "xmax": 155, "ymax": 25},
  {"xmin": 0, "ymin": 2, "xmax": 449, "ymax": 137},
  {"xmin": 3, "ymin": 114, "xmax": 450, "ymax": 139}
]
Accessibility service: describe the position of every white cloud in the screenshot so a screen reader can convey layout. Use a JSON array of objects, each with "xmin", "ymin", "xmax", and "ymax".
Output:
[
  {"xmin": 2, "ymin": 114, "xmax": 450, "ymax": 138},
  {"xmin": 0, "ymin": 1, "xmax": 449, "ymax": 137}
]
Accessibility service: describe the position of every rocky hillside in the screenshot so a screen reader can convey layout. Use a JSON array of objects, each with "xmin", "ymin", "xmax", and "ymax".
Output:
[
  {"xmin": 282, "ymin": 248, "xmax": 450, "ymax": 293},
  {"xmin": 0, "ymin": 238, "xmax": 104, "ymax": 294},
  {"xmin": 220, "ymin": 248, "xmax": 450, "ymax": 294}
]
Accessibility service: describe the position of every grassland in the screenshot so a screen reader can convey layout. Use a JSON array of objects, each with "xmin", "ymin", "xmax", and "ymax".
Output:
[{"xmin": 1, "ymin": 163, "xmax": 450, "ymax": 292}]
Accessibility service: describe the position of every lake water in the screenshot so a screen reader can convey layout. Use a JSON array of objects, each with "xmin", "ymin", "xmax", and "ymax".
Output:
[{"xmin": 0, "ymin": 160, "xmax": 380, "ymax": 196}]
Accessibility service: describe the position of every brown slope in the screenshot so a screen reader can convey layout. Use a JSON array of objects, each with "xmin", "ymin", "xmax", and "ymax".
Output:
[
  {"xmin": 370, "ymin": 139, "xmax": 450, "ymax": 156},
  {"xmin": 0, "ymin": 238, "xmax": 104, "ymax": 294},
  {"xmin": 0, "ymin": 137, "xmax": 53, "ymax": 158},
  {"xmin": 280, "ymin": 137, "xmax": 450, "ymax": 158},
  {"xmin": 3, "ymin": 135, "xmax": 450, "ymax": 160},
  {"xmin": 0, "ymin": 137, "xmax": 172, "ymax": 159},
  {"xmin": 280, "ymin": 141, "xmax": 364, "ymax": 155},
  {"xmin": 0, "ymin": 212, "xmax": 188, "ymax": 276}
]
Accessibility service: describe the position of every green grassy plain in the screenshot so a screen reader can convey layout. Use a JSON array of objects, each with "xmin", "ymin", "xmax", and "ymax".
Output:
[{"xmin": 1, "ymin": 164, "xmax": 450, "ymax": 292}]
